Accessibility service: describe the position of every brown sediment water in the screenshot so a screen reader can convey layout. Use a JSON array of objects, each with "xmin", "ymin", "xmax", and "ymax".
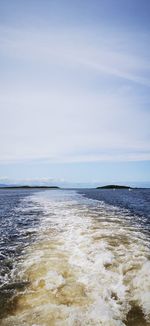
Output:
[{"xmin": 1, "ymin": 190, "xmax": 150, "ymax": 326}]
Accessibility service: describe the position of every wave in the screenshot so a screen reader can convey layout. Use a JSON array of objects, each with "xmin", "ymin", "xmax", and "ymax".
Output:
[{"xmin": 1, "ymin": 190, "xmax": 150, "ymax": 326}]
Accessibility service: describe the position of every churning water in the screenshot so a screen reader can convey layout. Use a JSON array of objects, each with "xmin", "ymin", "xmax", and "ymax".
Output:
[{"xmin": 0, "ymin": 188, "xmax": 150, "ymax": 326}]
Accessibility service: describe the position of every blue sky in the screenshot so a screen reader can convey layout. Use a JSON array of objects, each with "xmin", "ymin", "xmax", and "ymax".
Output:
[{"xmin": 0, "ymin": 0, "xmax": 150, "ymax": 186}]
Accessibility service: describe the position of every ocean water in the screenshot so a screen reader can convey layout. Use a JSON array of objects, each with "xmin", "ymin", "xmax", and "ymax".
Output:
[{"xmin": 0, "ymin": 188, "xmax": 150, "ymax": 326}]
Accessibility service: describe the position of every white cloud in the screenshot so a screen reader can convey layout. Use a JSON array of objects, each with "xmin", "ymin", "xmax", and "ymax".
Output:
[
  {"xmin": 0, "ymin": 26, "xmax": 150, "ymax": 163},
  {"xmin": 0, "ymin": 176, "xmax": 66, "ymax": 186},
  {"xmin": 0, "ymin": 26, "xmax": 150, "ymax": 86}
]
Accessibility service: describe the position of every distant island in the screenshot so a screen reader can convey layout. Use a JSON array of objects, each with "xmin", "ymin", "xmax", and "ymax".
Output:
[
  {"xmin": 0, "ymin": 186, "xmax": 60, "ymax": 189},
  {"xmin": 96, "ymin": 185, "xmax": 132, "ymax": 189}
]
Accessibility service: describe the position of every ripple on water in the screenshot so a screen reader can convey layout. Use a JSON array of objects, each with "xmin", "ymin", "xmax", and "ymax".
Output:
[{"xmin": 0, "ymin": 190, "xmax": 150, "ymax": 326}]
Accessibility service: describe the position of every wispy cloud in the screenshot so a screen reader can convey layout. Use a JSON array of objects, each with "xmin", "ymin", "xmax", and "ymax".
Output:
[
  {"xmin": 0, "ymin": 25, "xmax": 150, "ymax": 164},
  {"xmin": 0, "ymin": 26, "xmax": 150, "ymax": 87}
]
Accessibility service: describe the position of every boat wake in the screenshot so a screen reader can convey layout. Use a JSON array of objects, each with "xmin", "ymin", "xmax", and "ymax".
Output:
[{"xmin": 1, "ymin": 190, "xmax": 150, "ymax": 326}]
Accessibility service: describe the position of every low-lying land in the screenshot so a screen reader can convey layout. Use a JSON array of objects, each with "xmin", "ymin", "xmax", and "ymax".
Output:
[{"xmin": 96, "ymin": 185, "xmax": 132, "ymax": 189}]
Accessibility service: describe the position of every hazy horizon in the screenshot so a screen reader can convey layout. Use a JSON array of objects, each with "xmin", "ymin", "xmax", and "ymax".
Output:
[{"xmin": 0, "ymin": 177, "xmax": 150, "ymax": 189}]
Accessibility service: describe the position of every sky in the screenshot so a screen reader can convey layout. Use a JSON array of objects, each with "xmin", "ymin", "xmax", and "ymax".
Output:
[{"xmin": 0, "ymin": 0, "xmax": 150, "ymax": 186}]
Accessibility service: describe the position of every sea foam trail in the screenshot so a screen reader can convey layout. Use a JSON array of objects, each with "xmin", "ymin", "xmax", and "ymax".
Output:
[{"xmin": 1, "ymin": 190, "xmax": 150, "ymax": 326}]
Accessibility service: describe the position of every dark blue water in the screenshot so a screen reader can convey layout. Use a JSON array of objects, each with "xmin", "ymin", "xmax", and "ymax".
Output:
[
  {"xmin": 0, "ymin": 188, "xmax": 150, "ymax": 284},
  {"xmin": 79, "ymin": 188, "xmax": 150, "ymax": 231},
  {"xmin": 0, "ymin": 189, "xmax": 43, "ymax": 286},
  {"xmin": 0, "ymin": 188, "xmax": 150, "ymax": 281},
  {"xmin": 0, "ymin": 188, "xmax": 150, "ymax": 324}
]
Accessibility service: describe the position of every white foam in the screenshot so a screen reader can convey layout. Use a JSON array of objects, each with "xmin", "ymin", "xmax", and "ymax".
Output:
[{"xmin": 2, "ymin": 190, "xmax": 150, "ymax": 326}]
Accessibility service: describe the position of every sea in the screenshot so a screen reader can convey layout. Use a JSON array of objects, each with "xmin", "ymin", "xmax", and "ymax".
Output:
[{"xmin": 0, "ymin": 188, "xmax": 150, "ymax": 326}]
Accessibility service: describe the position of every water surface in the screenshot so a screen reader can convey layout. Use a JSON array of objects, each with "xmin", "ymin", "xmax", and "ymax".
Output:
[{"xmin": 0, "ymin": 188, "xmax": 150, "ymax": 325}]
